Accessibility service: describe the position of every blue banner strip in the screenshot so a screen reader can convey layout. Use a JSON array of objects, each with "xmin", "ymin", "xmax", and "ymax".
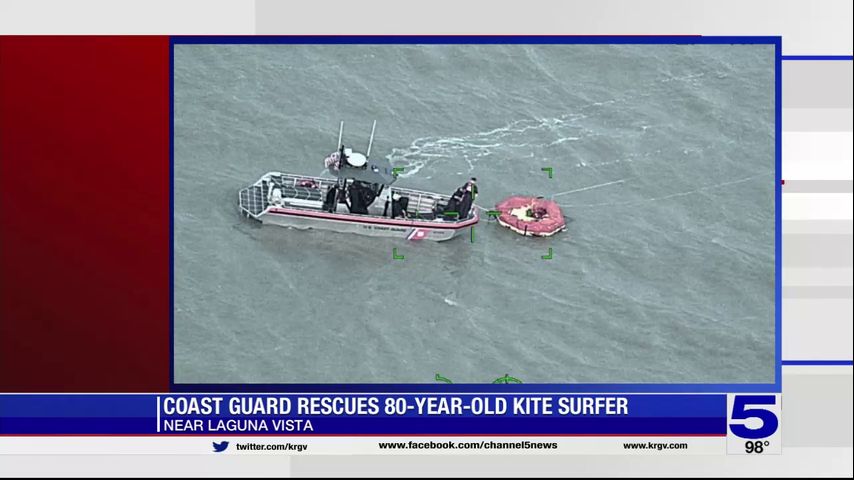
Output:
[
  {"xmin": 0, "ymin": 394, "xmax": 726, "ymax": 435},
  {"xmin": 1, "ymin": 417, "xmax": 724, "ymax": 435}
]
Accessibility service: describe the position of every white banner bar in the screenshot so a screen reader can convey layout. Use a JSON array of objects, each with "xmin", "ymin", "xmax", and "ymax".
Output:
[{"xmin": 0, "ymin": 436, "xmax": 724, "ymax": 456}]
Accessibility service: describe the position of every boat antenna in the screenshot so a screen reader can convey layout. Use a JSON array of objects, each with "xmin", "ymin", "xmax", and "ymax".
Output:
[
  {"xmin": 336, "ymin": 121, "xmax": 346, "ymax": 171},
  {"xmin": 366, "ymin": 120, "xmax": 377, "ymax": 158}
]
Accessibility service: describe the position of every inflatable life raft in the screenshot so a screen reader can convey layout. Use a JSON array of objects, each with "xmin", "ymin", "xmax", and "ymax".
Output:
[{"xmin": 495, "ymin": 196, "xmax": 567, "ymax": 237}]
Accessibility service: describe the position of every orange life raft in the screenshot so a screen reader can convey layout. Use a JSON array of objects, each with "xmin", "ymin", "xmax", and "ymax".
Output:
[{"xmin": 495, "ymin": 196, "xmax": 567, "ymax": 237}]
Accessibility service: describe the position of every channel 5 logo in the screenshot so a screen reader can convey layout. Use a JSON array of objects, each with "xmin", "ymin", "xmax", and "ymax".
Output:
[
  {"xmin": 728, "ymin": 395, "xmax": 780, "ymax": 439},
  {"xmin": 726, "ymin": 394, "xmax": 782, "ymax": 455}
]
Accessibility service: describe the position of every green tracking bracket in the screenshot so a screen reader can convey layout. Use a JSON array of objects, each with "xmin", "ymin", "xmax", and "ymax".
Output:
[{"xmin": 492, "ymin": 374, "xmax": 523, "ymax": 384}]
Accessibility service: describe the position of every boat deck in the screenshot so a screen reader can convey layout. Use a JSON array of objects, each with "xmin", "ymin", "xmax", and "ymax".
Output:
[{"xmin": 239, "ymin": 172, "xmax": 475, "ymax": 224}]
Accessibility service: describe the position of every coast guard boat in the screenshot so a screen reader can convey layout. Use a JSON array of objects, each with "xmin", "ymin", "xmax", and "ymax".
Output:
[{"xmin": 238, "ymin": 122, "xmax": 479, "ymax": 242}]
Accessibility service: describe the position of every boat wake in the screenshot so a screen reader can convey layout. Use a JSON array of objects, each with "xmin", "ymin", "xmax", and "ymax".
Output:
[
  {"xmin": 385, "ymin": 114, "xmax": 591, "ymax": 178},
  {"xmin": 384, "ymin": 69, "xmax": 717, "ymax": 182}
]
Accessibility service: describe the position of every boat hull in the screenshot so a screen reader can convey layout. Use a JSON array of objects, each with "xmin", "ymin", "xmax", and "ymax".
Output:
[{"xmin": 256, "ymin": 207, "xmax": 475, "ymax": 242}]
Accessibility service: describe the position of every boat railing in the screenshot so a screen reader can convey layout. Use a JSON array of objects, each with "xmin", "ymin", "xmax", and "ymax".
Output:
[
  {"xmin": 238, "ymin": 184, "xmax": 268, "ymax": 217},
  {"xmin": 248, "ymin": 172, "xmax": 476, "ymax": 222},
  {"xmin": 391, "ymin": 186, "xmax": 477, "ymax": 221},
  {"xmin": 267, "ymin": 172, "xmax": 339, "ymax": 193}
]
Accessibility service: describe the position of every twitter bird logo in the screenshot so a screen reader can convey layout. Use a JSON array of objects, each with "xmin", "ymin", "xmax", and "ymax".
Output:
[{"xmin": 212, "ymin": 441, "xmax": 229, "ymax": 453}]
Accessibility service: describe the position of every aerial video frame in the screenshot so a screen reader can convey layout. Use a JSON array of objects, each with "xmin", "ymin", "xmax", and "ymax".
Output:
[{"xmin": 170, "ymin": 36, "xmax": 782, "ymax": 393}]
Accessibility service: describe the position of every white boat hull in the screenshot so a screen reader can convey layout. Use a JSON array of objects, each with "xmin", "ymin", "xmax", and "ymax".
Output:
[
  {"xmin": 239, "ymin": 171, "xmax": 478, "ymax": 242},
  {"xmin": 256, "ymin": 207, "xmax": 474, "ymax": 242}
]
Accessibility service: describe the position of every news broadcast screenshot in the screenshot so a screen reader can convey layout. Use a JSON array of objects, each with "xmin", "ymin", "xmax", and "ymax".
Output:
[{"xmin": 1, "ymin": 1, "xmax": 852, "ymax": 477}]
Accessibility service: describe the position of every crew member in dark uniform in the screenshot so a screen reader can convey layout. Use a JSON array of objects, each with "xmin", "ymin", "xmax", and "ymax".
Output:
[
  {"xmin": 347, "ymin": 181, "xmax": 369, "ymax": 214},
  {"xmin": 458, "ymin": 183, "xmax": 474, "ymax": 219},
  {"xmin": 443, "ymin": 178, "xmax": 477, "ymax": 219},
  {"xmin": 467, "ymin": 177, "xmax": 478, "ymax": 198},
  {"xmin": 442, "ymin": 186, "xmax": 464, "ymax": 219},
  {"xmin": 324, "ymin": 184, "xmax": 339, "ymax": 212}
]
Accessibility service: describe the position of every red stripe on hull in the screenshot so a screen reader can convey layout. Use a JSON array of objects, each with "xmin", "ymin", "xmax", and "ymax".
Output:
[{"xmin": 266, "ymin": 208, "xmax": 478, "ymax": 230}]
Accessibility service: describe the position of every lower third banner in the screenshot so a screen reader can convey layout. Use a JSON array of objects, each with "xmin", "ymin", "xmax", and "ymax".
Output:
[{"xmin": 0, "ymin": 394, "xmax": 725, "ymax": 436}]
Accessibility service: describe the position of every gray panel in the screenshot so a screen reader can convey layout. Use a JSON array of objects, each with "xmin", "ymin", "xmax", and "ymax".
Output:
[
  {"xmin": 783, "ymin": 181, "xmax": 853, "ymax": 193},
  {"xmin": 783, "ymin": 108, "xmax": 854, "ymax": 132},
  {"xmin": 0, "ymin": 454, "xmax": 291, "ymax": 478},
  {"xmin": 783, "ymin": 298, "xmax": 853, "ymax": 360},
  {"xmin": 783, "ymin": 234, "xmax": 853, "ymax": 267},
  {"xmin": 1, "ymin": 450, "xmax": 852, "ymax": 477},
  {"xmin": 783, "ymin": 374, "xmax": 854, "ymax": 447},
  {"xmin": 254, "ymin": 0, "xmax": 854, "ymax": 56},
  {"xmin": 783, "ymin": 268, "xmax": 854, "ymax": 286},
  {"xmin": 288, "ymin": 449, "xmax": 854, "ymax": 478},
  {"xmin": 783, "ymin": 62, "xmax": 854, "ymax": 108},
  {"xmin": 783, "ymin": 286, "xmax": 853, "ymax": 299},
  {"xmin": 783, "ymin": 298, "xmax": 853, "ymax": 325},
  {"xmin": 784, "ymin": 220, "xmax": 853, "ymax": 235}
]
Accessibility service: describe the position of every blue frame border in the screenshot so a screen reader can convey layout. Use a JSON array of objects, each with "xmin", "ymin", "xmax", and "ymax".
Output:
[
  {"xmin": 782, "ymin": 360, "xmax": 853, "ymax": 366},
  {"xmin": 780, "ymin": 55, "xmax": 853, "ymax": 61},
  {"xmin": 169, "ymin": 35, "xmax": 782, "ymax": 394}
]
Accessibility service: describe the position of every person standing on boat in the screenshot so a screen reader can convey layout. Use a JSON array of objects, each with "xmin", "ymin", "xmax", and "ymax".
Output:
[
  {"xmin": 443, "ymin": 187, "xmax": 464, "ymax": 219},
  {"xmin": 458, "ymin": 181, "xmax": 475, "ymax": 219},
  {"xmin": 443, "ymin": 178, "xmax": 477, "ymax": 219},
  {"xmin": 467, "ymin": 177, "xmax": 478, "ymax": 199},
  {"xmin": 347, "ymin": 181, "xmax": 370, "ymax": 214}
]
